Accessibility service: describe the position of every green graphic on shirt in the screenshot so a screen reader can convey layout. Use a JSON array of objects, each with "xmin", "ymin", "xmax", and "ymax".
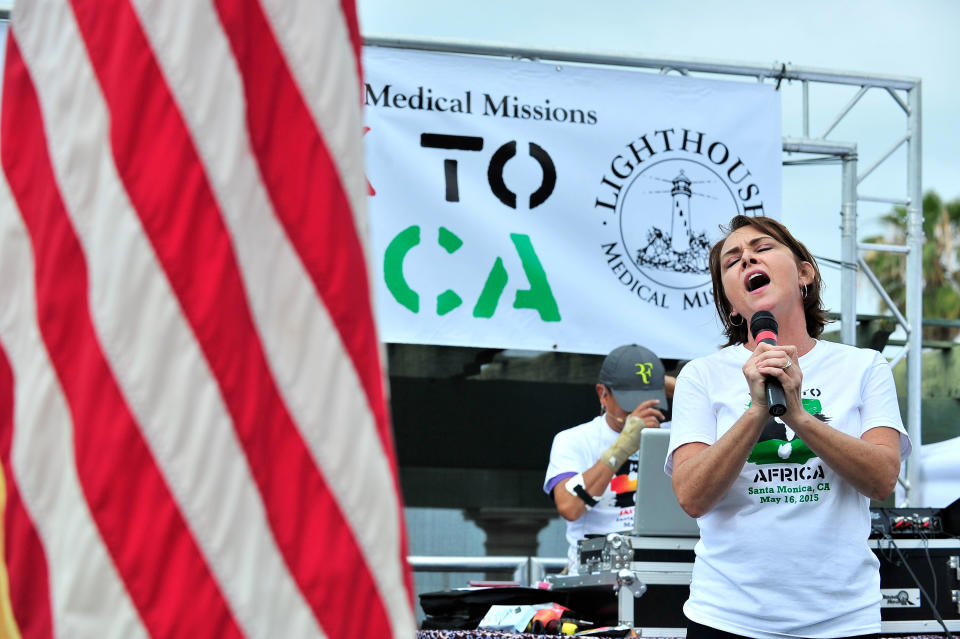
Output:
[
  {"xmin": 748, "ymin": 438, "xmax": 816, "ymax": 465},
  {"xmin": 800, "ymin": 398, "xmax": 823, "ymax": 416},
  {"xmin": 747, "ymin": 398, "xmax": 827, "ymax": 466}
]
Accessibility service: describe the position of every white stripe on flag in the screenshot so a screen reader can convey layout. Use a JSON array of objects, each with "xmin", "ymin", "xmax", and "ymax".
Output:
[
  {"xmin": 258, "ymin": 0, "xmax": 369, "ymax": 241},
  {"xmin": 0, "ymin": 172, "xmax": 150, "ymax": 639},
  {"xmin": 130, "ymin": 1, "xmax": 414, "ymax": 634},
  {"xmin": 11, "ymin": 2, "xmax": 328, "ymax": 637}
]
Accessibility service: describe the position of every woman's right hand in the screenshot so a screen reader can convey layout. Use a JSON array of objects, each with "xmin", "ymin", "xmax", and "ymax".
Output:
[{"xmin": 744, "ymin": 342, "xmax": 800, "ymax": 410}]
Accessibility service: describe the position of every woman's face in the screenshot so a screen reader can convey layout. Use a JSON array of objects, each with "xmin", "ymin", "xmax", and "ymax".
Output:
[{"xmin": 718, "ymin": 225, "xmax": 811, "ymax": 322}]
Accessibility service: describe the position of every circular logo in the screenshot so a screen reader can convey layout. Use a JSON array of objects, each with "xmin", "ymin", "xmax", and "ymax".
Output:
[{"xmin": 618, "ymin": 158, "xmax": 740, "ymax": 290}]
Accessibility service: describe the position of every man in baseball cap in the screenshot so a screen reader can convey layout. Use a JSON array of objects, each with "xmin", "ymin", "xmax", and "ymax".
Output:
[
  {"xmin": 543, "ymin": 344, "xmax": 676, "ymax": 574},
  {"xmin": 597, "ymin": 344, "xmax": 669, "ymax": 414}
]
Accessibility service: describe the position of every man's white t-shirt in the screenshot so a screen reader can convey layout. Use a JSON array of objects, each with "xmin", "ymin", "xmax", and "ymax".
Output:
[
  {"xmin": 544, "ymin": 414, "xmax": 642, "ymax": 575},
  {"xmin": 667, "ymin": 340, "xmax": 911, "ymax": 639}
]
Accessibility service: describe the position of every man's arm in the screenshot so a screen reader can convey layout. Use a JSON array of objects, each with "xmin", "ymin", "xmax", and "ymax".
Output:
[
  {"xmin": 553, "ymin": 460, "xmax": 615, "ymax": 521},
  {"xmin": 550, "ymin": 398, "xmax": 666, "ymax": 521},
  {"xmin": 665, "ymin": 375, "xmax": 676, "ymax": 399}
]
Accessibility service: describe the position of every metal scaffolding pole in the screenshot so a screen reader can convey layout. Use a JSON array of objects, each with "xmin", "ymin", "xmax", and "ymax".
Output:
[
  {"xmin": 363, "ymin": 35, "xmax": 919, "ymax": 90},
  {"xmin": 841, "ymin": 155, "xmax": 859, "ymax": 347},
  {"xmin": 904, "ymin": 84, "xmax": 924, "ymax": 505},
  {"xmin": 782, "ymin": 138, "xmax": 858, "ymax": 347}
]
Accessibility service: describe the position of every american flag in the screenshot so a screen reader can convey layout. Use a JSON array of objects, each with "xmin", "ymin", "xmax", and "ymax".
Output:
[{"xmin": 0, "ymin": 1, "xmax": 414, "ymax": 637}]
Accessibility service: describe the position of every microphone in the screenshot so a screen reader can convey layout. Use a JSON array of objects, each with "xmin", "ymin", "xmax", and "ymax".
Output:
[{"xmin": 749, "ymin": 311, "xmax": 787, "ymax": 417}]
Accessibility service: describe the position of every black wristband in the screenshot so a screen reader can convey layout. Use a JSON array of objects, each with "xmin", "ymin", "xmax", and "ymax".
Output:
[{"xmin": 573, "ymin": 484, "xmax": 599, "ymax": 507}]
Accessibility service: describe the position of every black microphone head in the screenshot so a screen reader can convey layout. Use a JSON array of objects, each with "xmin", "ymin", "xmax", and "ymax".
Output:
[{"xmin": 749, "ymin": 311, "xmax": 778, "ymax": 340}]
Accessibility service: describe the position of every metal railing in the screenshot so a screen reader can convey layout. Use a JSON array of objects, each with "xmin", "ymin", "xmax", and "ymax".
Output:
[{"xmin": 409, "ymin": 555, "xmax": 568, "ymax": 586}]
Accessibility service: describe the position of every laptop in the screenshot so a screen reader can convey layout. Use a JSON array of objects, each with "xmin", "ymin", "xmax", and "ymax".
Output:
[{"xmin": 631, "ymin": 428, "xmax": 700, "ymax": 537}]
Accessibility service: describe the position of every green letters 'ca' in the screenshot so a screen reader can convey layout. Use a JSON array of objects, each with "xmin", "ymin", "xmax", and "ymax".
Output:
[{"xmin": 384, "ymin": 225, "xmax": 560, "ymax": 321}]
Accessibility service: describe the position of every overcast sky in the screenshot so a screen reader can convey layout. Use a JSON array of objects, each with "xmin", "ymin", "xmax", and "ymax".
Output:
[
  {"xmin": 358, "ymin": 0, "xmax": 960, "ymax": 315},
  {"xmin": 1, "ymin": 2, "xmax": 954, "ymax": 315}
]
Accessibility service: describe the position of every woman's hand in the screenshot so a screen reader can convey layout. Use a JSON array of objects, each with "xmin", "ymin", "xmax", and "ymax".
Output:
[{"xmin": 744, "ymin": 342, "xmax": 802, "ymax": 415}]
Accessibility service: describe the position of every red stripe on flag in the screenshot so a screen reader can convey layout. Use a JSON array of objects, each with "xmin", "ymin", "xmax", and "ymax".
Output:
[
  {"xmin": 0, "ymin": 341, "xmax": 54, "ymax": 639},
  {"xmin": 213, "ymin": 0, "xmax": 414, "ymax": 605},
  {"xmin": 0, "ymin": 36, "xmax": 244, "ymax": 639},
  {"xmin": 214, "ymin": 0, "xmax": 392, "ymax": 448},
  {"xmin": 66, "ymin": 1, "xmax": 394, "ymax": 635}
]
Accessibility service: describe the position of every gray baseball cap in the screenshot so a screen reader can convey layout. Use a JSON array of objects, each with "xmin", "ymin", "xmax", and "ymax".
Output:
[{"xmin": 598, "ymin": 344, "xmax": 667, "ymax": 413}]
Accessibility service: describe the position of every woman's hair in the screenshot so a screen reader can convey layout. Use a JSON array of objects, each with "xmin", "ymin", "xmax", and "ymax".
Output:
[{"xmin": 708, "ymin": 215, "xmax": 829, "ymax": 346}]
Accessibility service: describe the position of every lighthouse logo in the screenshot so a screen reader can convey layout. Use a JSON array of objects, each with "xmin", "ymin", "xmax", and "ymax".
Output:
[
  {"xmin": 595, "ymin": 128, "xmax": 768, "ymax": 306},
  {"xmin": 620, "ymin": 159, "xmax": 736, "ymax": 289}
]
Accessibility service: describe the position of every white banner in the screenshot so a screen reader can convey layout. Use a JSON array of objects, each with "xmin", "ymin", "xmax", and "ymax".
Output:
[{"xmin": 364, "ymin": 46, "xmax": 782, "ymax": 359}]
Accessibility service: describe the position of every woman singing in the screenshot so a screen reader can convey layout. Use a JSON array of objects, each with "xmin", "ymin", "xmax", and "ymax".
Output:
[{"xmin": 667, "ymin": 215, "xmax": 911, "ymax": 639}]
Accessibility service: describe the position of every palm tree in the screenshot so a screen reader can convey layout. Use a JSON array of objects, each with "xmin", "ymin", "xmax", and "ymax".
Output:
[{"xmin": 863, "ymin": 191, "xmax": 960, "ymax": 342}]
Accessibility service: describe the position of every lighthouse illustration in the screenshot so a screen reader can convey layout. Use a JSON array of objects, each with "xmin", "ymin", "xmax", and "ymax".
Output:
[
  {"xmin": 670, "ymin": 170, "xmax": 693, "ymax": 253},
  {"xmin": 633, "ymin": 167, "xmax": 711, "ymax": 275}
]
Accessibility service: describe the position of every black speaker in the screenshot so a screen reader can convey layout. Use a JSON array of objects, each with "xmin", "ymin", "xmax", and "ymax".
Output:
[{"xmin": 938, "ymin": 495, "xmax": 960, "ymax": 536}]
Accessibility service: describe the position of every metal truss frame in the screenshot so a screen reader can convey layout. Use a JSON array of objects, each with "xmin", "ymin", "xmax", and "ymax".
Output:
[{"xmin": 365, "ymin": 35, "xmax": 924, "ymax": 505}]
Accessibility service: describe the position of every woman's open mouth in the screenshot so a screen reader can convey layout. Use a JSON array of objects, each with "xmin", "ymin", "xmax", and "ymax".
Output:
[{"xmin": 746, "ymin": 272, "xmax": 770, "ymax": 292}]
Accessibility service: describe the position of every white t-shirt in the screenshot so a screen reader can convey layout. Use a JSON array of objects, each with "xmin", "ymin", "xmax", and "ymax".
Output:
[
  {"xmin": 667, "ymin": 340, "xmax": 911, "ymax": 639},
  {"xmin": 544, "ymin": 414, "xmax": 670, "ymax": 574}
]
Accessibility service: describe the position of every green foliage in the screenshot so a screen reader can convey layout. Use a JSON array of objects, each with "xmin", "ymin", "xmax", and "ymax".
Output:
[{"xmin": 863, "ymin": 190, "xmax": 960, "ymax": 341}]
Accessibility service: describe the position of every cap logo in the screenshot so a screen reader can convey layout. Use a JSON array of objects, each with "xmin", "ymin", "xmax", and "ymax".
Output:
[{"xmin": 634, "ymin": 362, "xmax": 653, "ymax": 384}]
